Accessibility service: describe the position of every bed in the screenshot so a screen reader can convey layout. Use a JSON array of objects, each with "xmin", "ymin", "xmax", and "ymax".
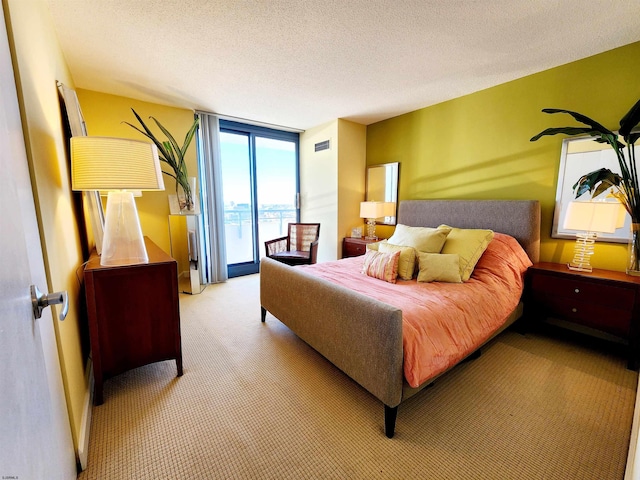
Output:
[{"xmin": 260, "ymin": 199, "xmax": 540, "ymax": 437}]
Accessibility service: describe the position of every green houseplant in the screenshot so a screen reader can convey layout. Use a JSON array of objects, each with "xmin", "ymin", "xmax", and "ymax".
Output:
[
  {"xmin": 125, "ymin": 109, "xmax": 199, "ymax": 211},
  {"xmin": 530, "ymin": 97, "xmax": 640, "ymax": 274}
]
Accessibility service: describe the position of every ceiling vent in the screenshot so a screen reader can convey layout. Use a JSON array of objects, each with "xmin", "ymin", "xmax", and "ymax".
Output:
[{"xmin": 314, "ymin": 140, "xmax": 330, "ymax": 152}]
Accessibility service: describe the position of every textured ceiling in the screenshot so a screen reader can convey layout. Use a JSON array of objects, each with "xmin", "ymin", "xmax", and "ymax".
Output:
[{"xmin": 46, "ymin": 0, "xmax": 640, "ymax": 131}]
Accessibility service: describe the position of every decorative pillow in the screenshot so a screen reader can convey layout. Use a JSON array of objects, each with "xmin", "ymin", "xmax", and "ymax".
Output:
[
  {"xmin": 361, "ymin": 249, "xmax": 400, "ymax": 283},
  {"xmin": 416, "ymin": 252, "xmax": 462, "ymax": 283},
  {"xmin": 387, "ymin": 224, "xmax": 452, "ymax": 253},
  {"xmin": 378, "ymin": 242, "xmax": 417, "ymax": 280},
  {"xmin": 366, "ymin": 240, "xmax": 383, "ymax": 251},
  {"xmin": 438, "ymin": 225, "xmax": 494, "ymax": 281}
]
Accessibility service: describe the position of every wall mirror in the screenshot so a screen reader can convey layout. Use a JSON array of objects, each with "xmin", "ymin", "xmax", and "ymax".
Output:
[
  {"xmin": 553, "ymin": 136, "xmax": 634, "ymax": 243},
  {"xmin": 366, "ymin": 162, "xmax": 399, "ymax": 225}
]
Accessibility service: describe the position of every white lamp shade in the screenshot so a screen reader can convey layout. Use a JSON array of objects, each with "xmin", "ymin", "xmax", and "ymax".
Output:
[
  {"xmin": 563, "ymin": 201, "xmax": 622, "ymax": 234},
  {"xmin": 360, "ymin": 201, "xmax": 396, "ymax": 218},
  {"xmin": 71, "ymin": 136, "xmax": 164, "ymax": 191}
]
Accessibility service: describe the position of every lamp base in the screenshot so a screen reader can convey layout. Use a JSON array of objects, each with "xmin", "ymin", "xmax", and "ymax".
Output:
[
  {"xmin": 567, "ymin": 262, "xmax": 593, "ymax": 273},
  {"xmin": 101, "ymin": 191, "xmax": 148, "ymax": 266},
  {"xmin": 567, "ymin": 232, "xmax": 596, "ymax": 273},
  {"xmin": 364, "ymin": 218, "xmax": 378, "ymax": 241}
]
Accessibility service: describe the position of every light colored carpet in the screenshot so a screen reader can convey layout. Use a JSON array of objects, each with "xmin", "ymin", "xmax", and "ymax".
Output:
[{"xmin": 78, "ymin": 274, "xmax": 637, "ymax": 479}]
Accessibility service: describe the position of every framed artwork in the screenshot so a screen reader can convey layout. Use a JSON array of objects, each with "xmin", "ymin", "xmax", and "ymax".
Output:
[
  {"xmin": 58, "ymin": 82, "xmax": 105, "ymax": 253},
  {"xmin": 552, "ymin": 135, "xmax": 635, "ymax": 243}
]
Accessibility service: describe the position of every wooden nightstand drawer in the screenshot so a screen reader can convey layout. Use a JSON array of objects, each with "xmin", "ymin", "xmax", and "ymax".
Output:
[
  {"xmin": 345, "ymin": 241, "xmax": 367, "ymax": 257},
  {"xmin": 342, "ymin": 237, "xmax": 382, "ymax": 258},
  {"xmin": 537, "ymin": 295, "xmax": 631, "ymax": 337},
  {"xmin": 531, "ymin": 274, "xmax": 635, "ymax": 311}
]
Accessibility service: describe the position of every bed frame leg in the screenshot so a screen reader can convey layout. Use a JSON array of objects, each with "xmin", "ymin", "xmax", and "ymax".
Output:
[
  {"xmin": 261, "ymin": 307, "xmax": 266, "ymax": 323},
  {"xmin": 384, "ymin": 405, "xmax": 398, "ymax": 438}
]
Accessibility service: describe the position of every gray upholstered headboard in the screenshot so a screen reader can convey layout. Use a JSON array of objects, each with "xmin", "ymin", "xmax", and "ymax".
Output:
[{"xmin": 397, "ymin": 200, "xmax": 541, "ymax": 263}]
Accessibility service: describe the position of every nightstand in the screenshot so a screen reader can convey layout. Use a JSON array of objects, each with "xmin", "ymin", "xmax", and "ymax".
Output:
[
  {"xmin": 526, "ymin": 262, "xmax": 640, "ymax": 369},
  {"xmin": 84, "ymin": 237, "xmax": 183, "ymax": 404},
  {"xmin": 342, "ymin": 237, "xmax": 382, "ymax": 258}
]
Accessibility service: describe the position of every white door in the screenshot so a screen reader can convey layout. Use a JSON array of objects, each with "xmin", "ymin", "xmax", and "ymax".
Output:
[{"xmin": 0, "ymin": 3, "xmax": 77, "ymax": 479}]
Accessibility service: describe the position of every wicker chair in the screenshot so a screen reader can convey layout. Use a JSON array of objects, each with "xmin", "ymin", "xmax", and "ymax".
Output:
[{"xmin": 264, "ymin": 223, "xmax": 320, "ymax": 266}]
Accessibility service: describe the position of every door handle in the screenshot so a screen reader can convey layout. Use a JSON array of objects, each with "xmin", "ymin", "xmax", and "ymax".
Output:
[{"xmin": 31, "ymin": 285, "xmax": 69, "ymax": 321}]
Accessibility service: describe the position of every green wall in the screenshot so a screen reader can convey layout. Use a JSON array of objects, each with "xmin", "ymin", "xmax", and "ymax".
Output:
[{"xmin": 366, "ymin": 41, "xmax": 640, "ymax": 272}]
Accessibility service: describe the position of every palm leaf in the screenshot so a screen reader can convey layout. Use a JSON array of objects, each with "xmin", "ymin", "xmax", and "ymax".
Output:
[
  {"xmin": 541, "ymin": 108, "xmax": 613, "ymax": 134},
  {"xmin": 572, "ymin": 168, "xmax": 622, "ymax": 198},
  {"xmin": 620, "ymin": 98, "xmax": 640, "ymax": 138},
  {"xmin": 181, "ymin": 118, "xmax": 199, "ymax": 158},
  {"xmin": 151, "ymin": 116, "xmax": 183, "ymax": 161},
  {"xmin": 124, "ymin": 109, "xmax": 199, "ymax": 202},
  {"xmin": 530, "ymin": 127, "xmax": 596, "ymax": 142}
]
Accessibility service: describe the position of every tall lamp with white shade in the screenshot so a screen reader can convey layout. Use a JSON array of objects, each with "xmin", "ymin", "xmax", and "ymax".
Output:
[
  {"xmin": 360, "ymin": 201, "xmax": 396, "ymax": 240},
  {"xmin": 563, "ymin": 200, "xmax": 624, "ymax": 272},
  {"xmin": 71, "ymin": 136, "xmax": 164, "ymax": 266}
]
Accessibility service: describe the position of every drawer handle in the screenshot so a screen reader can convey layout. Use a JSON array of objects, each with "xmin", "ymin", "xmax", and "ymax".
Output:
[{"xmin": 574, "ymin": 288, "xmax": 580, "ymax": 294}]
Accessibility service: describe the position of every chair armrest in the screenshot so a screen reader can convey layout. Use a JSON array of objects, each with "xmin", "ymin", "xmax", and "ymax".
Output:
[
  {"xmin": 265, "ymin": 236, "xmax": 288, "ymax": 256},
  {"xmin": 309, "ymin": 239, "xmax": 319, "ymax": 264}
]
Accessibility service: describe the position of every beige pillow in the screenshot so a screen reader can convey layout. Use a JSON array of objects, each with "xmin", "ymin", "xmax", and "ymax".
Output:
[
  {"xmin": 438, "ymin": 225, "xmax": 494, "ymax": 281},
  {"xmin": 361, "ymin": 249, "xmax": 400, "ymax": 284},
  {"xmin": 378, "ymin": 242, "xmax": 417, "ymax": 280},
  {"xmin": 366, "ymin": 241, "xmax": 382, "ymax": 251},
  {"xmin": 417, "ymin": 252, "xmax": 462, "ymax": 283},
  {"xmin": 387, "ymin": 224, "xmax": 452, "ymax": 253}
]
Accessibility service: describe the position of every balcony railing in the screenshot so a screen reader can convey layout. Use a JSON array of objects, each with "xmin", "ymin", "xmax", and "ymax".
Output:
[{"xmin": 224, "ymin": 207, "xmax": 297, "ymax": 263}]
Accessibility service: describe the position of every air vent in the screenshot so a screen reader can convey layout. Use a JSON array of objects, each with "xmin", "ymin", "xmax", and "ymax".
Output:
[{"xmin": 314, "ymin": 140, "xmax": 330, "ymax": 152}]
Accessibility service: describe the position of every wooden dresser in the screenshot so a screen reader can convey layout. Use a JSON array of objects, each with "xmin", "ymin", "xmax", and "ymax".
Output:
[
  {"xmin": 84, "ymin": 237, "xmax": 183, "ymax": 404},
  {"xmin": 527, "ymin": 262, "xmax": 640, "ymax": 369}
]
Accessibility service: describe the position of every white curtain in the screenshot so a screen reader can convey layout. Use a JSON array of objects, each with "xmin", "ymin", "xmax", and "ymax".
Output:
[{"xmin": 197, "ymin": 112, "xmax": 228, "ymax": 283}]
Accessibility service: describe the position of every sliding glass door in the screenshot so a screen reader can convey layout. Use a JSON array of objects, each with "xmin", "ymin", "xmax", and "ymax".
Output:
[{"xmin": 219, "ymin": 120, "xmax": 299, "ymax": 277}]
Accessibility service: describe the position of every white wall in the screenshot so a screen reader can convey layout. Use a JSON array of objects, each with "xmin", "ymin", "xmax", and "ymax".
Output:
[{"xmin": 300, "ymin": 121, "xmax": 339, "ymax": 261}]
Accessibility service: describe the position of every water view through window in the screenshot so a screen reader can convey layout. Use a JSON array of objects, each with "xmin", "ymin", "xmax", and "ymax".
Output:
[{"xmin": 220, "ymin": 126, "xmax": 298, "ymax": 275}]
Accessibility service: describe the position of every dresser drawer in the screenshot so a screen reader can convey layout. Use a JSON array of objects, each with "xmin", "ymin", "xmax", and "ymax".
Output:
[
  {"xmin": 531, "ymin": 274, "xmax": 635, "ymax": 311},
  {"xmin": 343, "ymin": 237, "xmax": 381, "ymax": 258},
  {"xmin": 345, "ymin": 242, "xmax": 367, "ymax": 257},
  {"xmin": 536, "ymin": 294, "xmax": 631, "ymax": 337}
]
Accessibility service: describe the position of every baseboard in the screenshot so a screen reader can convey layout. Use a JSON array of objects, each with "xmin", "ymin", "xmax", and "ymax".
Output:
[
  {"xmin": 624, "ymin": 376, "xmax": 640, "ymax": 479},
  {"xmin": 77, "ymin": 359, "xmax": 94, "ymax": 471}
]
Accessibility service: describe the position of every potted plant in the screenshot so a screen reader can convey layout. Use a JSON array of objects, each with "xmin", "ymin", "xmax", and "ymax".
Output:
[
  {"xmin": 530, "ymin": 98, "xmax": 640, "ymax": 274},
  {"xmin": 124, "ymin": 109, "xmax": 199, "ymax": 211}
]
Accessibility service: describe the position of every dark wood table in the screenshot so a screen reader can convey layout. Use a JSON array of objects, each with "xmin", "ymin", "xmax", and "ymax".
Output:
[
  {"xmin": 84, "ymin": 237, "xmax": 182, "ymax": 404},
  {"xmin": 527, "ymin": 262, "xmax": 640, "ymax": 369}
]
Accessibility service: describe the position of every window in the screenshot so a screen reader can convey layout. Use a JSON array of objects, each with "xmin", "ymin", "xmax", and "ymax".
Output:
[{"xmin": 219, "ymin": 120, "xmax": 299, "ymax": 277}]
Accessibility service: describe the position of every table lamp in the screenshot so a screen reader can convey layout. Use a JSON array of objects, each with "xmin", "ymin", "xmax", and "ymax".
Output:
[
  {"xmin": 360, "ymin": 201, "xmax": 396, "ymax": 240},
  {"xmin": 563, "ymin": 200, "xmax": 623, "ymax": 272},
  {"xmin": 71, "ymin": 136, "xmax": 164, "ymax": 266}
]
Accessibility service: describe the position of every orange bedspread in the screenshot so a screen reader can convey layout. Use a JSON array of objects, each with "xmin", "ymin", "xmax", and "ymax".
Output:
[{"xmin": 300, "ymin": 233, "xmax": 532, "ymax": 388}]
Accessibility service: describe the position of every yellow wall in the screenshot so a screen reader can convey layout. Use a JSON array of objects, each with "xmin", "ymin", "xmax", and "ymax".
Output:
[
  {"xmin": 4, "ymin": 0, "xmax": 87, "ymax": 452},
  {"xmin": 337, "ymin": 119, "xmax": 366, "ymax": 255},
  {"xmin": 76, "ymin": 89, "xmax": 198, "ymax": 255},
  {"xmin": 366, "ymin": 41, "xmax": 640, "ymax": 272}
]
